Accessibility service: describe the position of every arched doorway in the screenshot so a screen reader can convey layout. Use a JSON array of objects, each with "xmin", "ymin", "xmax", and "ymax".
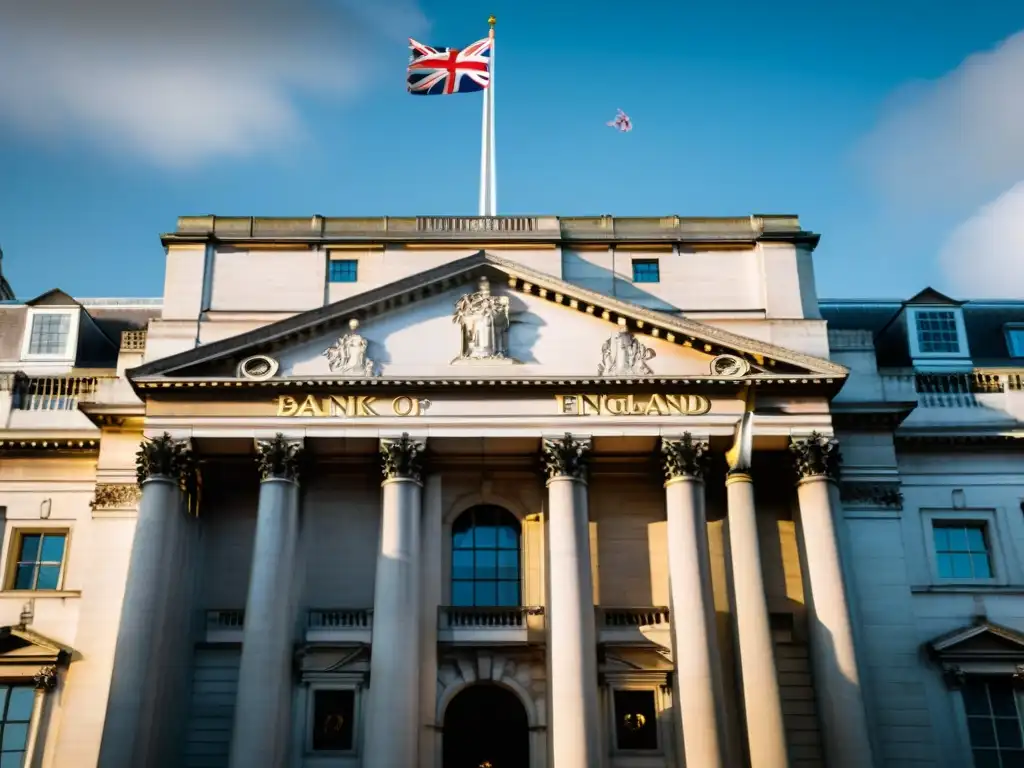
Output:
[{"xmin": 443, "ymin": 683, "xmax": 529, "ymax": 768}]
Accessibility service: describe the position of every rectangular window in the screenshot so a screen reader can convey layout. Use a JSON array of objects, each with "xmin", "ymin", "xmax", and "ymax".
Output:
[
  {"xmin": 631, "ymin": 259, "xmax": 660, "ymax": 283},
  {"xmin": 9, "ymin": 531, "xmax": 66, "ymax": 590},
  {"xmin": 962, "ymin": 678, "xmax": 1024, "ymax": 766},
  {"xmin": 1006, "ymin": 327, "xmax": 1024, "ymax": 358},
  {"xmin": 933, "ymin": 523, "xmax": 992, "ymax": 580},
  {"xmin": 328, "ymin": 260, "xmax": 358, "ymax": 283},
  {"xmin": 0, "ymin": 686, "xmax": 33, "ymax": 765},
  {"xmin": 915, "ymin": 310, "xmax": 961, "ymax": 354},
  {"xmin": 613, "ymin": 689, "xmax": 658, "ymax": 751},
  {"xmin": 27, "ymin": 313, "xmax": 71, "ymax": 356},
  {"xmin": 311, "ymin": 689, "xmax": 355, "ymax": 752}
]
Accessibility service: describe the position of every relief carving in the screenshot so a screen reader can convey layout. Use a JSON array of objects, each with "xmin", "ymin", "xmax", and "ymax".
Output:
[
  {"xmin": 598, "ymin": 324, "xmax": 655, "ymax": 376},
  {"xmin": 90, "ymin": 484, "xmax": 142, "ymax": 509},
  {"xmin": 255, "ymin": 434, "xmax": 304, "ymax": 482},
  {"xmin": 380, "ymin": 433, "xmax": 426, "ymax": 482},
  {"xmin": 541, "ymin": 433, "xmax": 591, "ymax": 481},
  {"xmin": 790, "ymin": 432, "xmax": 841, "ymax": 481},
  {"xmin": 323, "ymin": 319, "xmax": 377, "ymax": 376},
  {"xmin": 452, "ymin": 277, "xmax": 514, "ymax": 363},
  {"xmin": 839, "ymin": 482, "xmax": 903, "ymax": 510},
  {"xmin": 661, "ymin": 433, "xmax": 710, "ymax": 481},
  {"xmin": 34, "ymin": 665, "xmax": 57, "ymax": 692}
]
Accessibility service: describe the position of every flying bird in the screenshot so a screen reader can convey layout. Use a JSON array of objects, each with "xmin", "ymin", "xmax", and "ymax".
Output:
[{"xmin": 607, "ymin": 109, "xmax": 632, "ymax": 132}]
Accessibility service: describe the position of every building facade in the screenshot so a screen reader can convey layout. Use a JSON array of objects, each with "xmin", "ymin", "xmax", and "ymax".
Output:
[{"xmin": 0, "ymin": 214, "xmax": 1022, "ymax": 768}]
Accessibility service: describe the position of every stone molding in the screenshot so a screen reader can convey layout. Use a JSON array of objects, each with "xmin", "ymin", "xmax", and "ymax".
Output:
[
  {"xmin": 660, "ymin": 434, "xmax": 710, "ymax": 481},
  {"xmin": 255, "ymin": 434, "xmax": 304, "ymax": 482},
  {"xmin": 34, "ymin": 665, "xmax": 57, "ymax": 692},
  {"xmin": 789, "ymin": 432, "xmax": 841, "ymax": 481},
  {"xmin": 135, "ymin": 433, "xmax": 194, "ymax": 486},
  {"xmin": 380, "ymin": 433, "xmax": 425, "ymax": 483},
  {"xmin": 90, "ymin": 484, "xmax": 142, "ymax": 509},
  {"xmin": 839, "ymin": 481, "xmax": 903, "ymax": 510},
  {"xmin": 541, "ymin": 433, "xmax": 591, "ymax": 481}
]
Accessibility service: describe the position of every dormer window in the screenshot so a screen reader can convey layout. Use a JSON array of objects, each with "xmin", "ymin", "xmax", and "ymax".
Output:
[
  {"xmin": 907, "ymin": 306, "xmax": 969, "ymax": 361},
  {"xmin": 20, "ymin": 308, "xmax": 79, "ymax": 361}
]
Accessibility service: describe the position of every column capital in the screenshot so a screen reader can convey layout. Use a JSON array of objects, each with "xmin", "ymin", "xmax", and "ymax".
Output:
[
  {"xmin": 136, "ymin": 433, "xmax": 193, "ymax": 486},
  {"xmin": 789, "ymin": 432, "xmax": 841, "ymax": 482},
  {"xmin": 541, "ymin": 433, "xmax": 591, "ymax": 482},
  {"xmin": 660, "ymin": 433, "xmax": 709, "ymax": 482},
  {"xmin": 255, "ymin": 433, "xmax": 304, "ymax": 482},
  {"xmin": 34, "ymin": 664, "xmax": 57, "ymax": 692},
  {"xmin": 380, "ymin": 433, "xmax": 425, "ymax": 483}
]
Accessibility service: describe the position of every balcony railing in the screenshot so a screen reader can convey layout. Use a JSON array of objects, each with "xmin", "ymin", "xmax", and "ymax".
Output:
[
  {"xmin": 10, "ymin": 375, "xmax": 103, "ymax": 411},
  {"xmin": 599, "ymin": 606, "xmax": 670, "ymax": 628},
  {"xmin": 205, "ymin": 609, "xmax": 245, "ymax": 642},
  {"xmin": 440, "ymin": 606, "xmax": 543, "ymax": 629},
  {"xmin": 308, "ymin": 608, "xmax": 373, "ymax": 629}
]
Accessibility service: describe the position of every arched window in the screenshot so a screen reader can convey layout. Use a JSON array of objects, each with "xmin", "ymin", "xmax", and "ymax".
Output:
[{"xmin": 451, "ymin": 505, "xmax": 521, "ymax": 607}]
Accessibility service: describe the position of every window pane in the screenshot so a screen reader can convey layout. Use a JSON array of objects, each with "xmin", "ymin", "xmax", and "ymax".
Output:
[
  {"xmin": 932, "ymin": 526, "xmax": 949, "ymax": 550},
  {"xmin": 6, "ymin": 689, "xmax": 33, "ymax": 722},
  {"xmin": 1, "ymin": 722, "xmax": 27, "ymax": 751},
  {"xmin": 968, "ymin": 716, "xmax": 997, "ymax": 747},
  {"xmin": 951, "ymin": 553, "xmax": 973, "ymax": 579},
  {"xmin": 474, "ymin": 526, "xmax": 497, "ymax": 548},
  {"xmin": 936, "ymin": 554, "xmax": 953, "ymax": 579},
  {"xmin": 613, "ymin": 690, "xmax": 658, "ymax": 750},
  {"xmin": 451, "ymin": 581, "xmax": 473, "ymax": 606},
  {"xmin": 35, "ymin": 565, "xmax": 60, "ymax": 590},
  {"xmin": 963, "ymin": 684, "xmax": 990, "ymax": 716},
  {"xmin": 311, "ymin": 689, "xmax": 355, "ymax": 751},
  {"xmin": 946, "ymin": 527, "xmax": 969, "ymax": 552},
  {"xmin": 996, "ymin": 717, "xmax": 1024, "ymax": 749},
  {"xmin": 13, "ymin": 565, "xmax": 36, "ymax": 590},
  {"xmin": 973, "ymin": 750, "xmax": 1001, "ymax": 768},
  {"xmin": 497, "ymin": 581, "xmax": 519, "ymax": 607},
  {"xmin": 452, "ymin": 525, "xmax": 473, "ymax": 549},
  {"xmin": 452, "ymin": 550, "xmax": 474, "ymax": 581},
  {"xmin": 497, "ymin": 550, "xmax": 519, "ymax": 580},
  {"xmin": 1000, "ymin": 750, "xmax": 1024, "ymax": 768},
  {"xmin": 966, "ymin": 527, "xmax": 986, "ymax": 553},
  {"xmin": 474, "ymin": 581, "xmax": 497, "ymax": 606},
  {"xmin": 496, "ymin": 526, "xmax": 518, "ymax": 549},
  {"xmin": 972, "ymin": 554, "xmax": 992, "ymax": 579},
  {"xmin": 989, "ymin": 682, "xmax": 1017, "ymax": 717},
  {"xmin": 475, "ymin": 551, "xmax": 497, "ymax": 580},
  {"xmin": 28, "ymin": 313, "xmax": 71, "ymax": 355},
  {"xmin": 17, "ymin": 535, "xmax": 40, "ymax": 562},
  {"xmin": 40, "ymin": 535, "xmax": 65, "ymax": 563},
  {"xmin": 0, "ymin": 752, "xmax": 24, "ymax": 768}
]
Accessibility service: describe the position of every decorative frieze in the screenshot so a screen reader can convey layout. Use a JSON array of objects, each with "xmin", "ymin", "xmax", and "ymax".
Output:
[
  {"xmin": 380, "ymin": 433, "xmax": 425, "ymax": 482},
  {"xmin": 34, "ymin": 665, "xmax": 57, "ymax": 692},
  {"xmin": 660, "ymin": 434, "xmax": 709, "ymax": 481},
  {"xmin": 541, "ymin": 433, "xmax": 591, "ymax": 481},
  {"xmin": 135, "ymin": 433, "xmax": 194, "ymax": 486},
  {"xmin": 255, "ymin": 434, "xmax": 304, "ymax": 482},
  {"xmin": 90, "ymin": 484, "xmax": 142, "ymax": 509},
  {"xmin": 839, "ymin": 481, "xmax": 904, "ymax": 510},
  {"xmin": 789, "ymin": 432, "xmax": 841, "ymax": 481}
]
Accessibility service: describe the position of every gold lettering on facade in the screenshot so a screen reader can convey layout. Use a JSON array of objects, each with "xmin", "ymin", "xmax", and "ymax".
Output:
[
  {"xmin": 392, "ymin": 395, "xmax": 421, "ymax": 417},
  {"xmin": 277, "ymin": 395, "xmax": 299, "ymax": 417},
  {"xmin": 296, "ymin": 395, "xmax": 325, "ymax": 417},
  {"xmin": 557, "ymin": 393, "xmax": 711, "ymax": 416}
]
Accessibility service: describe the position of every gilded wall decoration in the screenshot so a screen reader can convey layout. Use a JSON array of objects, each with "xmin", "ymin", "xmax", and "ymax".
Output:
[{"xmin": 90, "ymin": 484, "xmax": 142, "ymax": 509}]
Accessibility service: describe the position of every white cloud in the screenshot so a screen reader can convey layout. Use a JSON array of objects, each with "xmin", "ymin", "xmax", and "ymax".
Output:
[
  {"xmin": 939, "ymin": 182, "xmax": 1024, "ymax": 299},
  {"xmin": 0, "ymin": 0, "xmax": 426, "ymax": 167}
]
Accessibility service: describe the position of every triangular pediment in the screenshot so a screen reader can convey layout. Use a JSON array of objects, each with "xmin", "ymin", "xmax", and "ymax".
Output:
[
  {"xmin": 906, "ymin": 287, "xmax": 962, "ymax": 307},
  {"xmin": 129, "ymin": 251, "xmax": 846, "ymax": 388},
  {"xmin": 928, "ymin": 620, "xmax": 1024, "ymax": 660},
  {"xmin": 0, "ymin": 625, "xmax": 73, "ymax": 665},
  {"xmin": 26, "ymin": 288, "xmax": 79, "ymax": 307}
]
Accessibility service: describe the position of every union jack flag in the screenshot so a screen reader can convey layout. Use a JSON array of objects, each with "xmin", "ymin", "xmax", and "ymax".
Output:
[{"xmin": 407, "ymin": 37, "xmax": 492, "ymax": 95}]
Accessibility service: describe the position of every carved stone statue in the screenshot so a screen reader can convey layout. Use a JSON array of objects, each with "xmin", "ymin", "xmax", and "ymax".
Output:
[
  {"xmin": 598, "ymin": 323, "xmax": 655, "ymax": 376},
  {"xmin": 323, "ymin": 319, "xmax": 377, "ymax": 376},
  {"xmin": 452, "ymin": 277, "xmax": 514, "ymax": 363}
]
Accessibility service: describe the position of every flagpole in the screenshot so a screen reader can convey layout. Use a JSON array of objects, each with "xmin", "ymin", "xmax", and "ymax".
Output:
[{"xmin": 478, "ymin": 15, "xmax": 497, "ymax": 216}]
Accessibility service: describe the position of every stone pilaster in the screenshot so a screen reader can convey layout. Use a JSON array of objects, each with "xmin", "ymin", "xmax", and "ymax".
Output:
[
  {"xmin": 23, "ymin": 665, "xmax": 58, "ymax": 768},
  {"xmin": 229, "ymin": 434, "xmax": 305, "ymax": 768},
  {"xmin": 660, "ymin": 434, "xmax": 728, "ymax": 768}
]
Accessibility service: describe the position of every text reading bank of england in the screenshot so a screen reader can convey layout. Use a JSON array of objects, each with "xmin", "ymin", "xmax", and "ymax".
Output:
[{"xmin": 1, "ymin": 215, "xmax": 1023, "ymax": 768}]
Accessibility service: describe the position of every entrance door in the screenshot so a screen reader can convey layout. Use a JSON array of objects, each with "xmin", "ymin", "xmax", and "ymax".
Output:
[{"xmin": 443, "ymin": 683, "xmax": 529, "ymax": 768}]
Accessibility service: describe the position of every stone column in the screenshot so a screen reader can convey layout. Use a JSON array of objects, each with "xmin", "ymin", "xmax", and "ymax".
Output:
[
  {"xmin": 660, "ymin": 434, "xmax": 728, "ymax": 768},
  {"xmin": 364, "ymin": 434, "xmax": 426, "ymax": 768},
  {"xmin": 790, "ymin": 433, "xmax": 875, "ymax": 768},
  {"xmin": 542, "ymin": 433, "xmax": 600, "ymax": 768},
  {"xmin": 23, "ymin": 665, "xmax": 57, "ymax": 768},
  {"xmin": 99, "ymin": 434, "xmax": 193, "ymax": 768},
  {"xmin": 726, "ymin": 470, "xmax": 789, "ymax": 768},
  {"xmin": 229, "ymin": 435, "xmax": 304, "ymax": 768},
  {"xmin": 418, "ymin": 473, "xmax": 443, "ymax": 768}
]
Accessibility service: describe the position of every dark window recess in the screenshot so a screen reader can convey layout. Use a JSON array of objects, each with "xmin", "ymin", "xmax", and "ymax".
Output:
[
  {"xmin": 328, "ymin": 260, "xmax": 358, "ymax": 283},
  {"xmin": 962, "ymin": 678, "xmax": 1024, "ymax": 766},
  {"xmin": 631, "ymin": 259, "xmax": 660, "ymax": 283},
  {"xmin": 312, "ymin": 689, "xmax": 356, "ymax": 751},
  {"xmin": 613, "ymin": 689, "xmax": 658, "ymax": 751},
  {"xmin": 451, "ymin": 505, "xmax": 521, "ymax": 607}
]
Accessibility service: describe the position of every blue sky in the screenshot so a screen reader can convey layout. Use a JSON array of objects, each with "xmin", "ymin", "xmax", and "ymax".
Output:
[{"xmin": 1, "ymin": 0, "xmax": 1023, "ymax": 301}]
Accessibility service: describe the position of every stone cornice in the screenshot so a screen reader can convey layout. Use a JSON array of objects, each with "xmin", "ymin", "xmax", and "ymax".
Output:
[
  {"xmin": 380, "ymin": 433, "xmax": 425, "ymax": 482},
  {"xmin": 541, "ymin": 433, "xmax": 591, "ymax": 481},
  {"xmin": 660, "ymin": 434, "xmax": 710, "ymax": 481},
  {"xmin": 255, "ymin": 434, "xmax": 304, "ymax": 482}
]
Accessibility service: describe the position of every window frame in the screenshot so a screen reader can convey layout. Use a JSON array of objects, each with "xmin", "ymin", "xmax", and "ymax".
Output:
[
  {"xmin": 631, "ymin": 258, "xmax": 661, "ymax": 284},
  {"xmin": 4, "ymin": 528, "xmax": 70, "ymax": 592},
  {"xmin": 922, "ymin": 510, "xmax": 1003, "ymax": 587},
  {"xmin": 1005, "ymin": 324, "xmax": 1024, "ymax": 359},
  {"xmin": 327, "ymin": 258, "xmax": 359, "ymax": 284},
  {"xmin": 450, "ymin": 505, "xmax": 523, "ymax": 608},
  {"xmin": 20, "ymin": 308, "xmax": 80, "ymax": 362},
  {"xmin": 304, "ymin": 683, "xmax": 361, "ymax": 756},
  {"xmin": 605, "ymin": 684, "xmax": 667, "ymax": 756},
  {"xmin": 907, "ymin": 306, "xmax": 969, "ymax": 360},
  {"xmin": 954, "ymin": 677, "xmax": 1024, "ymax": 767},
  {"xmin": 0, "ymin": 684, "xmax": 35, "ymax": 764}
]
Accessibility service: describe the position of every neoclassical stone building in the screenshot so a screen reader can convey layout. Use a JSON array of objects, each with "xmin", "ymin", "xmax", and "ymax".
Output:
[{"xmin": 0, "ymin": 214, "xmax": 1022, "ymax": 768}]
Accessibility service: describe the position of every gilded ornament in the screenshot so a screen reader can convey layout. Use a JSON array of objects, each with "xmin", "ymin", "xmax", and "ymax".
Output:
[
  {"xmin": 380, "ymin": 433, "xmax": 426, "ymax": 482},
  {"xmin": 661, "ymin": 433, "xmax": 709, "ymax": 481},
  {"xmin": 255, "ymin": 434, "xmax": 304, "ymax": 482},
  {"xmin": 789, "ymin": 432, "xmax": 841, "ymax": 481},
  {"xmin": 90, "ymin": 484, "xmax": 142, "ymax": 509},
  {"xmin": 541, "ymin": 433, "xmax": 591, "ymax": 481}
]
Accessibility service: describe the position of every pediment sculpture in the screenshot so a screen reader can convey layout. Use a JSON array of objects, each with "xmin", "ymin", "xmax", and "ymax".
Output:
[
  {"xmin": 452, "ymin": 277, "xmax": 516, "ymax": 364},
  {"xmin": 598, "ymin": 324, "xmax": 655, "ymax": 376},
  {"xmin": 323, "ymin": 319, "xmax": 378, "ymax": 376}
]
